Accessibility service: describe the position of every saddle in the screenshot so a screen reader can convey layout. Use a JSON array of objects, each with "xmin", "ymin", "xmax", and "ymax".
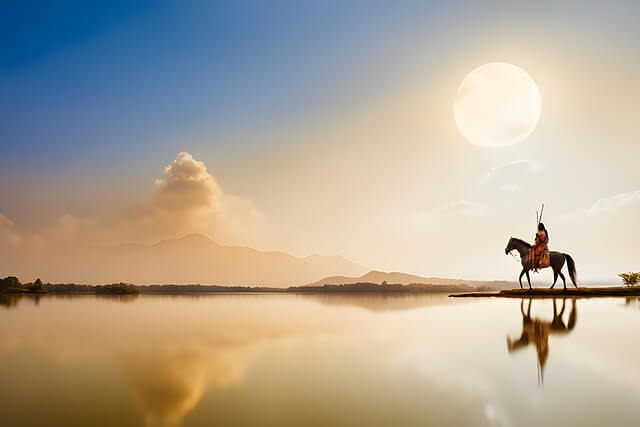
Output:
[{"xmin": 536, "ymin": 249, "xmax": 550, "ymax": 269}]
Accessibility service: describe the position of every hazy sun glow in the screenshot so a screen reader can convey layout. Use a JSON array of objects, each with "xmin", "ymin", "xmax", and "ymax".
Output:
[{"xmin": 454, "ymin": 62, "xmax": 541, "ymax": 147}]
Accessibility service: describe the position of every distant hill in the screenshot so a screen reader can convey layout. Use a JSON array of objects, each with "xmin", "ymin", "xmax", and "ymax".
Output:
[
  {"xmin": 5, "ymin": 234, "xmax": 368, "ymax": 287},
  {"xmin": 307, "ymin": 270, "xmax": 514, "ymax": 290}
]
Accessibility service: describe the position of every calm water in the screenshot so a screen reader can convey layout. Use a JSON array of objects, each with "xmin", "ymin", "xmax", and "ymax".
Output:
[{"xmin": 1, "ymin": 293, "xmax": 639, "ymax": 427}]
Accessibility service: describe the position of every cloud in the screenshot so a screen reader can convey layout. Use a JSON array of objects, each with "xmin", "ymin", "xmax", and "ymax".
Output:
[
  {"xmin": 115, "ymin": 151, "xmax": 258, "ymax": 245},
  {"xmin": 389, "ymin": 200, "xmax": 488, "ymax": 234},
  {"xmin": 477, "ymin": 160, "xmax": 542, "ymax": 192},
  {"xmin": 556, "ymin": 190, "xmax": 640, "ymax": 279},
  {"xmin": 574, "ymin": 190, "xmax": 640, "ymax": 216},
  {"xmin": 0, "ymin": 152, "xmax": 264, "ymax": 278},
  {"xmin": 0, "ymin": 213, "xmax": 22, "ymax": 246}
]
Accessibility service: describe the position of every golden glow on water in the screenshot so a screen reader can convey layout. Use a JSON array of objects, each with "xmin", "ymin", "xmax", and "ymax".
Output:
[{"xmin": 1, "ymin": 294, "xmax": 639, "ymax": 426}]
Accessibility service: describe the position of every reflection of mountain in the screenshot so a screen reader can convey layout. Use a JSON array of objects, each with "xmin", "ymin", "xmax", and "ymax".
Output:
[
  {"xmin": 507, "ymin": 298, "xmax": 577, "ymax": 385},
  {"xmin": 308, "ymin": 270, "xmax": 514, "ymax": 289},
  {"xmin": 8, "ymin": 234, "xmax": 367, "ymax": 287}
]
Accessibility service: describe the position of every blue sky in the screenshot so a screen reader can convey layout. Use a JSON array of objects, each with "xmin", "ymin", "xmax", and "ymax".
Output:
[{"xmin": 2, "ymin": 1, "xmax": 640, "ymax": 280}]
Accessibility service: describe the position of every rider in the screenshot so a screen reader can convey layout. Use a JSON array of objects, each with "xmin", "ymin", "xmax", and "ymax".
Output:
[{"xmin": 531, "ymin": 222, "xmax": 549, "ymax": 272}]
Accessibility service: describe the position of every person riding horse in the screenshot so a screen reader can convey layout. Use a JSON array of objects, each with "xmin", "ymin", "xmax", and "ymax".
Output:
[{"xmin": 531, "ymin": 222, "xmax": 549, "ymax": 272}]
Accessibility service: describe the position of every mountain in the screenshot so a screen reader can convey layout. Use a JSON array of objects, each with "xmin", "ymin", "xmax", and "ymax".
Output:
[
  {"xmin": 307, "ymin": 270, "xmax": 514, "ymax": 289},
  {"xmin": 6, "ymin": 234, "xmax": 368, "ymax": 287}
]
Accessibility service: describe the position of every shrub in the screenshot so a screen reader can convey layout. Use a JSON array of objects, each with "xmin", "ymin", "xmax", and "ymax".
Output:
[
  {"xmin": 0, "ymin": 276, "xmax": 22, "ymax": 290},
  {"xmin": 95, "ymin": 283, "xmax": 140, "ymax": 295},
  {"xmin": 618, "ymin": 272, "xmax": 640, "ymax": 287}
]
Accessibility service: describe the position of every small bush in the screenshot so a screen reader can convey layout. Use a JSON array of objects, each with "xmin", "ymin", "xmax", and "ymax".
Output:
[{"xmin": 618, "ymin": 272, "xmax": 640, "ymax": 287}]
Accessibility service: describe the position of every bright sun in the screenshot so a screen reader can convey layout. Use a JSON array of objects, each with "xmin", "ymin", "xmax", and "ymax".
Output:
[{"xmin": 454, "ymin": 62, "xmax": 541, "ymax": 147}]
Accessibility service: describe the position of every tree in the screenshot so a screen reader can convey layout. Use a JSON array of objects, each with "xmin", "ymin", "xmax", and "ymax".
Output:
[
  {"xmin": 0, "ymin": 276, "xmax": 22, "ymax": 290},
  {"xmin": 618, "ymin": 272, "xmax": 640, "ymax": 287},
  {"xmin": 30, "ymin": 278, "xmax": 44, "ymax": 292}
]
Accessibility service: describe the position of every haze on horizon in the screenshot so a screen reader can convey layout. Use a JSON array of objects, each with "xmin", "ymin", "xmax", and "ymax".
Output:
[{"xmin": 2, "ymin": 1, "xmax": 639, "ymax": 283}]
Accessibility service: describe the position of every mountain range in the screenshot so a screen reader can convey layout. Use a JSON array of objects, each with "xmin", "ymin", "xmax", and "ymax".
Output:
[
  {"xmin": 6, "ymin": 233, "xmax": 367, "ymax": 286},
  {"xmin": 5, "ymin": 233, "xmax": 514, "ymax": 288},
  {"xmin": 307, "ymin": 270, "xmax": 514, "ymax": 289}
]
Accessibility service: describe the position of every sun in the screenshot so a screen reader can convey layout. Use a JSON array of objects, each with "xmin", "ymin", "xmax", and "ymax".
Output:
[{"xmin": 454, "ymin": 62, "xmax": 541, "ymax": 147}]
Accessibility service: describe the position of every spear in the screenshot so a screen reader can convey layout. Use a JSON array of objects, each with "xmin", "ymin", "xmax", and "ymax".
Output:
[{"xmin": 539, "ymin": 203, "xmax": 544, "ymax": 224}]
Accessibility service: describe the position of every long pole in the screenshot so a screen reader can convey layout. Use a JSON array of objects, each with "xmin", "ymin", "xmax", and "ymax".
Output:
[{"xmin": 539, "ymin": 203, "xmax": 545, "ymax": 224}]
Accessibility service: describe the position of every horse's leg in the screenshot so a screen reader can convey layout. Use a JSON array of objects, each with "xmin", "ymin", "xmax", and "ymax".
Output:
[
  {"xmin": 518, "ymin": 269, "xmax": 525, "ymax": 289},
  {"xmin": 558, "ymin": 271, "xmax": 567, "ymax": 290},
  {"xmin": 551, "ymin": 269, "xmax": 558, "ymax": 289},
  {"xmin": 525, "ymin": 270, "xmax": 532, "ymax": 290}
]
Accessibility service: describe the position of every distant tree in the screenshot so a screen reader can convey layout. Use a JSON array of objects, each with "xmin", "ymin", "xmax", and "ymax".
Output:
[
  {"xmin": 0, "ymin": 276, "xmax": 22, "ymax": 290},
  {"xmin": 30, "ymin": 278, "xmax": 44, "ymax": 292},
  {"xmin": 95, "ymin": 283, "xmax": 140, "ymax": 295},
  {"xmin": 618, "ymin": 272, "xmax": 640, "ymax": 287}
]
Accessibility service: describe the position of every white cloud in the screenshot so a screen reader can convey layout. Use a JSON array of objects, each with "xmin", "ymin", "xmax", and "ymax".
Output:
[
  {"xmin": 579, "ymin": 190, "xmax": 640, "ymax": 215},
  {"xmin": 0, "ymin": 152, "xmax": 262, "ymax": 250},
  {"xmin": 556, "ymin": 190, "xmax": 640, "ymax": 279},
  {"xmin": 478, "ymin": 160, "xmax": 542, "ymax": 191},
  {"xmin": 0, "ymin": 213, "xmax": 22, "ymax": 246}
]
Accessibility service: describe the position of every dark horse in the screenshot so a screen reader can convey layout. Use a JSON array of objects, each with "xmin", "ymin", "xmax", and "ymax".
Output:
[{"xmin": 505, "ymin": 237, "xmax": 578, "ymax": 290}]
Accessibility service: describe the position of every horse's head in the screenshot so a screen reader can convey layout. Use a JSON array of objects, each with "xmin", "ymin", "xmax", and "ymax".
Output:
[{"xmin": 505, "ymin": 237, "xmax": 514, "ymax": 255}]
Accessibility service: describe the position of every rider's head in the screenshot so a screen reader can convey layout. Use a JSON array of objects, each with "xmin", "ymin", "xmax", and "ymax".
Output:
[{"xmin": 538, "ymin": 222, "xmax": 545, "ymax": 231}]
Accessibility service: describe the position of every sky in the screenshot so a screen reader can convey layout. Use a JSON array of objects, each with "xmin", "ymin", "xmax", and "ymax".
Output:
[{"xmin": 2, "ymin": 1, "xmax": 640, "ymax": 282}]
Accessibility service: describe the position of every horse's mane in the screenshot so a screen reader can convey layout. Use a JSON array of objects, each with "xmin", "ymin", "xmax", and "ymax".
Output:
[{"xmin": 511, "ymin": 237, "xmax": 532, "ymax": 248}]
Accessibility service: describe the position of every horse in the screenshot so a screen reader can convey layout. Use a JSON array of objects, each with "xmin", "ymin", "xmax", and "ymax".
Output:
[
  {"xmin": 507, "ymin": 298, "xmax": 577, "ymax": 384},
  {"xmin": 505, "ymin": 237, "xmax": 578, "ymax": 290}
]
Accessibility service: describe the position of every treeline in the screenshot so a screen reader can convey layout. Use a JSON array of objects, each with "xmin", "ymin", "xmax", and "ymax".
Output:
[
  {"xmin": 290, "ymin": 282, "xmax": 496, "ymax": 293},
  {"xmin": 138, "ymin": 284, "xmax": 281, "ymax": 293},
  {"xmin": 2, "ymin": 276, "xmax": 498, "ymax": 295},
  {"xmin": 0, "ymin": 277, "xmax": 139, "ymax": 295}
]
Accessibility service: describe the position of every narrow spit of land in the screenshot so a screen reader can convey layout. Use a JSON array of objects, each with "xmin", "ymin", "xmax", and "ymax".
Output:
[{"xmin": 450, "ymin": 286, "xmax": 640, "ymax": 298}]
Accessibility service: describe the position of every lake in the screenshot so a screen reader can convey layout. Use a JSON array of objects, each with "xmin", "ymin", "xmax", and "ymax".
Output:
[{"xmin": 1, "ymin": 293, "xmax": 639, "ymax": 427}]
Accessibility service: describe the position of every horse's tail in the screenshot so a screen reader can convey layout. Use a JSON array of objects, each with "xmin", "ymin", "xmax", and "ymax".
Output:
[{"xmin": 564, "ymin": 254, "xmax": 578, "ymax": 287}]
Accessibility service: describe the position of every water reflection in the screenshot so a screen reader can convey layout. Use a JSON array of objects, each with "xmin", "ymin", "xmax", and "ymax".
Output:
[
  {"xmin": 0, "ymin": 294, "xmax": 21, "ymax": 309},
  {"xmin": 299, "ymin": 293, "xmax": 453, "ymax": 312},
  {"xmin": 2, "ymin": 294, "xmax": 640, "ymax": 426},
  {"xmin": 507, "ymin": 298, "xmax": 577, "ymax": 385},
  {"xmin": 124, "ymin": 345, "xmax": 250, "ymax": 427}
]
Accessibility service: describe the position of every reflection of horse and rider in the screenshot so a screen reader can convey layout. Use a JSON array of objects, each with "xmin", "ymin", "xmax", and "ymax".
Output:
[
  {"xmin": 504, "ymin": 205, "xmax": 578, "ymax": 290},
  {"xmin": 507, "ymin": 298, "xmax": 578, "ymax": 385}
]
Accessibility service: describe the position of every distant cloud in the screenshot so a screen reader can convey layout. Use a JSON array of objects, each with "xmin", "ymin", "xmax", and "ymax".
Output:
[
  {"xmin": 477, "ymin": 160, "xmax": 542, "ymax": 192},
  {"xmin": 390, "ymin": 199, "xmax": 487, "ymax": 234},
  {"xmin": 580, "ymin": 190, "xmax": 640, "ymax": 215},
  {"xmin": 556, "ymin": 190, "xmax": 640, "ymax": 278},
  {"xmin": 0, "ymin": 213, "xmax": 22, "ymax": 246},
  {"xmin": 0, "ymin": 152, "xmax": 262, "ymax": 251}
]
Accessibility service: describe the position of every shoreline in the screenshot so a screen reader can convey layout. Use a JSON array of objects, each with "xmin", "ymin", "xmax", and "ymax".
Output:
[{"xmin": 449, "ymin": 286, "xmax": 640, "ymax": 298}]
